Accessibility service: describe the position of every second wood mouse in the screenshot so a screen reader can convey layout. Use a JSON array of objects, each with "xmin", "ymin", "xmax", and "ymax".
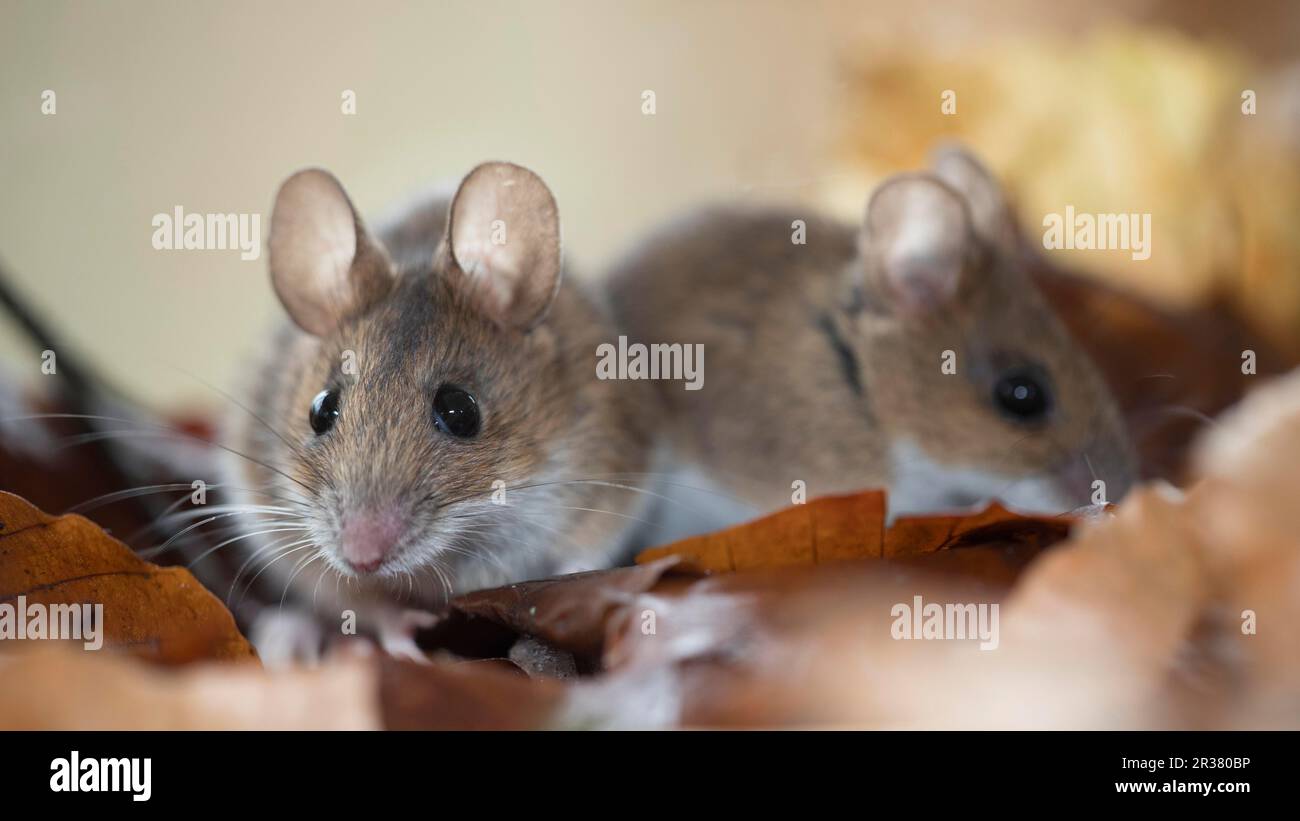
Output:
[{"xmin": 607, "ymin": 145, "xmax": 1137, "ymax": 536}]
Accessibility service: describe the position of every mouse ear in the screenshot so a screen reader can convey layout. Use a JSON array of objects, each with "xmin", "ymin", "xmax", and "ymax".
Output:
[
  {"xmin": 442, "ymin": 162, "xmax": 562, "ymax": 331},
  {"xmin": 269, "ymin": 168, "xmax": 393, "ymax": 337},
  {"xmin": 859, "ymin": 173, "xmax": 977, "ymax": 316},
  {"xmin": 929, "ymin": 143, "xmax": 1017, "ymax": 249}
]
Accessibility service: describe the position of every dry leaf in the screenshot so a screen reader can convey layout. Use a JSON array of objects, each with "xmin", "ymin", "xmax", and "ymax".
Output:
[
  {"xmin": 380, "ymin": 656, "xmax": 563, "ymax": 730},
  {"xmin": 431, "ymin": 556, "xmax": 686, "ymax": 662},
  {"xmin": 634, "ymin": 491, "xmax": 885, "ymax": 571},
  {"xmin": 0, "ymin": 491, "xmax": 255, "ymax": 664},
  {"xmin": 0, "ymin": 644, "xmax": 374, "ymax": 730},
  {"xmin": 5, "ymin": 372, "xmax": 1299, "ymax": 730},
  {"xmin": 636, "ymin": 490, "xmax": 1073, "ymax": 573}
]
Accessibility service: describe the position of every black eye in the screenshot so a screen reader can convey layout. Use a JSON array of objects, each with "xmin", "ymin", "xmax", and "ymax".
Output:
[
  {"xmin": 993, "ymin": 369, "xmax": 1052, "ymax": 423},
  {"xmin": 432, "ymin": 385, "xmax": 480, "ymax": 438},
  {"xmin": 309, "ymin": 389, "xmax": 340, "ymax": 435}
]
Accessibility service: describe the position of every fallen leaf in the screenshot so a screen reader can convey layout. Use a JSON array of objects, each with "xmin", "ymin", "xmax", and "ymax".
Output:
[
  {"xmin": 0, "ymin": 644, "xmax": 374, "ymax": 730},
  {"xmin": 5, "ymin": 372, "xmax": 1300, "ymax": 730},
  {"xmin": 634, "ymin": 491, "xmax": 885, "ymax": 572},
  {"xmin": 380, "ymin": 656, "xmax": 564, "ymax": 730},
  {"xmin": 884, "ymin": 502, "xmax": 1073, "ymax": 557},
  {"xmin": 436, "ymin": 556, "xmax": 685, "ymax": 662},
  {"xmin": 0, "ymin": 491, "xmax": 255, "ymax": 664},
  {"xmin": 635, "ymin": 490, "xmax": 1073, "ymax": 572}
]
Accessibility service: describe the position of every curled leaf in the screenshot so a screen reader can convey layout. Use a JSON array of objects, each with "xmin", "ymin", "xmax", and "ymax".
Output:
[{"xmin": 0, "ymin": 491, "xmax": 255, "ymax": 664}]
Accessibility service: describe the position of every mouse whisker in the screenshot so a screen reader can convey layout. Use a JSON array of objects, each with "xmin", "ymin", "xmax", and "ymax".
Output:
[
  {"xmin": 66, "ymin": 482, "xmax": 210, "ymax": 514},
  {"xmin": 37, "ymin": 422, "xmax": 316, "ymax": 495},
  {"xmin": 229, "ymin": 534, "xmax": 314, "ymax": 604},
  {"xmin": 141, "ymin": 510, "xmax": 269, "ymax": 558},
  {"xmin": 112, "ymin": 484, "xmax": 308, "ymax": 546},
  {"xmin": 312, "ymin": 561, "xmax": 335, "ymax": 612},
  {"xmin": 420, "ymin": 556, "xmax": 453, "ymax": 602},
  {"xmin": 8, "ymin": 411, "xmax": 304, "ymax": 481},
  {"xmin": 238, "ymin": 541, "xmax": 319, "ymax": 605},
  {"xmin": 528, "ymin": 503, "xmax": 657, "ymax": 527},
  {"xmin": 122, "ymin": 490, "xmax": 205, "ymax": 546},
  {"xmin": 141, "ymin": 508, "xmax": 309, "ymax": 560},
  {"xmin": 280, "ymin": 551, "xmax": 325, "ymax": 608},
  {"xmin": 155, "ymin": 503, "xmax": 305, "ymax": 525},
  {"xmin": 161, "ymin": 363, "xmax": 307, "ymax": 459},
  {"xmin": 505, "ymin": 477, "xmax": 742, "ymax": 522},
  {"xmin": 185, "ymin": 525, "xmax": 312, "ymax": 570},
  {"xmin": 510, "ymin": 475, "xmax": 762, "ymax": 512},
  {"xmin": 434, "ymin": 501, "xmax": 608, "ymax": 584}
]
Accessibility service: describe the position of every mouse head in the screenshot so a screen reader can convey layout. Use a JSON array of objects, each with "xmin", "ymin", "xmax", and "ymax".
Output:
[
  {"xmin": 265, "ymin": 162, "xmax": 570, "ymax": 583},
  {"xmin": 840, "ymin": 145, "xmax": 1136, "ymax": 513}
]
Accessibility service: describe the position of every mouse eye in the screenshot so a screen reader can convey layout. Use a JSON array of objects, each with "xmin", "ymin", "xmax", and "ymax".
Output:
[
  {"xmin": 993, "ymin": 368, "xmax": 1052, "ymax": 423},
  {"xmin": 432, "ymin": 385, "xmax": 480, "ymax": 438},
  {"xmin": 309, "ymin": 389, "xmax": 341, "ymax": 435}
]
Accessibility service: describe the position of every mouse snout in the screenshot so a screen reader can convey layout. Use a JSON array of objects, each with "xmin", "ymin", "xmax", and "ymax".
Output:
[{"xmin": 339, "ymin": 507, "xmax": 406, "ymax": 573}]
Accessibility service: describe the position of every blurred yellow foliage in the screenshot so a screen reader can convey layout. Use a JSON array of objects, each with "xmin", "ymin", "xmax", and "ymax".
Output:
[{"xmin": 834, "ymin": 28, "xmax": 1300, "ymax": 352}]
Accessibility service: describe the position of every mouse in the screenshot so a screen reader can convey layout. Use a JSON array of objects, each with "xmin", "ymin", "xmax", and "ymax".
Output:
[
  {"xmin": 221, "ymin": 161, "xmax": 656, "ymax": 662},
  {"xmin": 606, "ymin": 144, "xmax": 1137, "ymax": 538}
]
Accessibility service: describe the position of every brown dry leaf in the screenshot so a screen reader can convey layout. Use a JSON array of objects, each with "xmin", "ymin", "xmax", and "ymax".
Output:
[
  {"xmin": 597, "ymin": 558, "xmax": 1003, "ymax": 727},
  {"xmin": 1190, "ymin": 369, "xmax": 1300, "ymax": 724},
  {"xmin": 0, "ymin": 491, "xmax": 255, "ymax": 664},
  {"xmin": 438, "ymin": 556, "xmax": 685, "ymax": 662},
  {"xmin": 0, "ymin": 644, "xmax": 375, "ymax": 730},
  {"xmin": 6, "ymin": 372, "xmax": 1299, "ymax": 731},
  {"xmin": 931, "ymin": 484, "xmax": 1217, "ymax": 729},
  {"xmin": 635, "ymin": 490, "xmax": 885, "ymax": 571},
  {"xmin": 636, "ymin": 489, "xmax": 1073, "ymax": 573},
  {"xmin": 598, "ymin": 371, "xmax": 1300, "ymax": 729},
  {"xmin": 592, "ymin": 486, "xmax": 1237, "ymax": 728},
  {"xmin": 380, "ymin": 656, "xmax": 564, "ymax": 730},
  {"xmin": 0, "ymin": 642, "xmax": 566, "ymax": 730},
  {"xmin": 884, "ymin": 502, "xmax": 1073, "ymax": 558}
]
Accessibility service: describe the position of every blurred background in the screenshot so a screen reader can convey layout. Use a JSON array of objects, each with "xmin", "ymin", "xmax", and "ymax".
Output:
[{"xmin": 1, "ymin": 0, "xmax": 1298, "ymax": 410}]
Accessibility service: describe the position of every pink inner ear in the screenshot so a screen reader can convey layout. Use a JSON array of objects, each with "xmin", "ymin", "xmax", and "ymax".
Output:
[
  {"xmin": 450, "ymin": 223, "xmax": 522, "ymax": 318},
  {"xmin": 269, "ymin": 169, "xmax": 367, "ymax": 336},
  {"xmin": 446, "ymin": 163, "xmax": 562, "ymax": 330},
  {"xmin": 884, "ymin": 252, "xmax": 960, "ymax": 314},
  {"xmin": 864, "ymin": 175, "xmax": 972, "ymax": 315}
]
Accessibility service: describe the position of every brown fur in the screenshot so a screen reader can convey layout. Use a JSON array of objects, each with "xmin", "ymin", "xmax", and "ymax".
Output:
[
  {"xmin": 226, "ymin": 179, "xmax": 655, "ymax": 625},
  {"xmin": 607, "ymin": 177, "xmax": 1136, "ymax": 516}
]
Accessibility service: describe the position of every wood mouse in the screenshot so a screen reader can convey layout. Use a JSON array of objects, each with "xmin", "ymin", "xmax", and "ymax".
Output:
[
  {"xmin": 223, "ymin": 162, "xmax": 655, "ymax": 662},
  {"xmin": 607, "ymin": 145, "xmax": 1137, "ymax": 537}
]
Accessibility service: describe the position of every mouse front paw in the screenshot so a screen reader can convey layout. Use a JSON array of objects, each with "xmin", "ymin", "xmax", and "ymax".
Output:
[
  {"xmin": 374, "ymin": 608, "xmax": 440, "ymax": 663},
  {"xmin": 248, "ymin": 608, "xmax": 326, "ymax": 669}
]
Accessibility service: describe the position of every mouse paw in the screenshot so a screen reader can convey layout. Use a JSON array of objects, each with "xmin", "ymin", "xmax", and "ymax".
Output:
[
  {"xmin": 248, "ymin": 608, "xmax": 325, "ymax": 669},
  {"xmin": 375, "ymin": 608, "xmax": 439, "ymax": 663}
]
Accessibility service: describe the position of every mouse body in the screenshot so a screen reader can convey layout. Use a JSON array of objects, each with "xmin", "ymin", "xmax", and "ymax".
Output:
[
  {"xmin": 222, "ymin": 162, "xmax": 655, "ymax": 658},
  {"xmin": 607, "ymin": 146, "xmax": 1136, "ymax": 535}
]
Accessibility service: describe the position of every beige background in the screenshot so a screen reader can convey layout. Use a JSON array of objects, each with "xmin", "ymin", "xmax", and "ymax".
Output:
[{"xmin": 2, "ymin": 0, "xmax": 1294, "ymax": 406}]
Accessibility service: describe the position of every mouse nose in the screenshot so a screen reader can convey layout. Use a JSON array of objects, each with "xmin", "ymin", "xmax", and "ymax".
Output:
[{"xmin": 339, "ymin": 508, "xmax": 405, "ymax": 573}]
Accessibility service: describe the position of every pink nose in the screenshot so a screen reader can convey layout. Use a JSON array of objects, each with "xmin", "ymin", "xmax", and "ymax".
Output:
[{"xmin": 339, "ymin": 508, "xmax": 405, "ymax": 573}]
